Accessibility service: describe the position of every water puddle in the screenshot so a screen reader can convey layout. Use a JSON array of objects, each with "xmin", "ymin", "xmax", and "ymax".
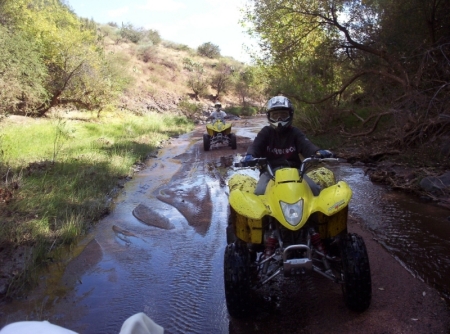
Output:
[{"xmin": 335, "ymin": 165, "xmax": 450, "ymax": 304}]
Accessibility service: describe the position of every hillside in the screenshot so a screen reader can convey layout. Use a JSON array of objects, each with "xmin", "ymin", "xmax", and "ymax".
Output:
[{"xmin": 97, "ymin": 26, "xmax": 253, "ymax": 117}]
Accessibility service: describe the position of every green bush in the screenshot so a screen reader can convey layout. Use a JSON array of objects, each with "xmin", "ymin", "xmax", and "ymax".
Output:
[
  {"xmin": 197, "ymin": 42, "xmax": 221, "ymax": 59},
  {"xmin": 120, "ymin": 23, "xmax": 144, "ymax": 43},
  {"xmin": 0, "ymin": 27, "xmax": 48, "ymax": 115},
  {"xmin": 178, "ymin": 99, "xmax": 203, "ymax": 117},
  {"xmin": 163, "ymin": 41, "xmax": 192, "ymax": 52},
  {"xmin": 226, "ymin": 106, "xmax": 258, "ymax": 116},
  {"xmin": 145, "ymin": 29, "xmax": 161, "ymax": 45},
  {"xmin": 137, "ymin": 43, "xmax": 158, "ymax": 63}
]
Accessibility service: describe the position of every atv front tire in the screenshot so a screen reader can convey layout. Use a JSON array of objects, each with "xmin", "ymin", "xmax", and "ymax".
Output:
[
  {"xmin": 340, "ymin": 233, "xmax": 372, "ymax": 312},
  {"xmin": 224, "ymin": 241, "xmax": 251, "ymax": 318},
  {"xmin": 203, "ymin": 134, "xmax": 210, "ymax": 151},
  {"xmin": 229, "ymin": 133, "xmax": 237, "ymax": 149}
]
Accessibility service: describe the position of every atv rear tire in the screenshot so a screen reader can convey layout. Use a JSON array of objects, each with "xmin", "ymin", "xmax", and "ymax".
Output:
[
  {"xmin": 340, "ymin": 233, "xmax": 372, "ymax": 312},
  {"xmin": 224, "ymin": 242, "xmax": 251, "ymax": 318},
  {"xmin": 203, "ymin": 134, "xmax": 210, "ymax": 151},
  {"xmin": 229, "ymin": 133, "xmax": 237, "ymax": 149}
]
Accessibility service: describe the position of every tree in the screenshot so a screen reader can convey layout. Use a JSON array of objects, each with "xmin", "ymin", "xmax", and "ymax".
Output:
[
  {"xmin": 1, "ymin": 0, "xmax": 128, "ymax": 116},
  {"xmin": 197, "ymin": 42, "xmax": 221, "ymax": 58},
  {"xmin": 120, "ymin": 22, "xmax": 144, "ymax": 43},
  {"xmin": 234, "ymin": 68, "xmax": 254, "ymax": 105},
  {"xmin": 243, "ymin": 0, "xmax": 450, "ymax": 144},
  {"xmin": 145, "ymin": 29, "xmax": 161, "ymax": 45},
  {"xmin": 210, "ymin": 62, "xmax": 234, "ymax": 99},
  {"xmin": 186, "ymin": 62, "xmax": 208, "ymax": 99},
  {"xmin": 0, "ymin": 26, "xmax": 48, "ymax": 115}
]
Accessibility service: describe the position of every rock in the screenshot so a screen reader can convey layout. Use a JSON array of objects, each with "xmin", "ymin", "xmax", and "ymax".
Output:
[
  {"xmin": 0, "ymin": 282, "xmax": 7, "ymax": 295},
  {"xmin": 439, "ymin": 136, "xmax": 450, "ymax": 156},
  {"xmin": 419, "ymin": 172, "xmax": 450, "ymax": 193}
]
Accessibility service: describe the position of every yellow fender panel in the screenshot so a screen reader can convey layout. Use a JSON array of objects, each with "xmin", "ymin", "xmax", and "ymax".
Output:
[
  {"xmin": 228, "ymin": 174, "xmax": 257, "ymax": 193},
  {"xmin": 275, "ymin": 168, "xmax": 300, "ymax": 183},
  {"xmin": 312, "ymin": 181, "xmax": 352, "ymax": 216},
  {"xmin": 307, "ymin": 167, "xmax": 336, "ymax": 188},
  {"xmin": 206, "ymin": 121, "xmax": 232, "ymax": 136},
  {"xmin": 229, "ymin": 190, "xmax": 269, "ymax": 220}
]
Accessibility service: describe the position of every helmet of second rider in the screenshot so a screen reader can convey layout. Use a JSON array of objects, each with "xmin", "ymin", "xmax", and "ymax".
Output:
[
  {"xmin": 266, "ymin": 96, "xmax": 294, "ymax": 131},
  {"xmin": 214, "ymin": 102, "xmax": 222, "ymax": 110}
]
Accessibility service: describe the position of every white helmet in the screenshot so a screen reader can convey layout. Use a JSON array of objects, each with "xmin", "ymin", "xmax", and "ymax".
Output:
[{"xmin": 266, "ymin": 96, "xmax": 294, "ymax": 131}]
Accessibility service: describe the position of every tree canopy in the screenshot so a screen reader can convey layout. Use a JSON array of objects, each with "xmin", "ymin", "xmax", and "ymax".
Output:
[
  {"xmin": 197, "ymin": 42, "xmax": 221, "ymax": 59},
  {"xmin": 0, "ymin": 0, "xmax": 129, "ymax": 116},
  {"xmin": 243, "ymin": 0, "xmax": 450, "ymax": 144}
]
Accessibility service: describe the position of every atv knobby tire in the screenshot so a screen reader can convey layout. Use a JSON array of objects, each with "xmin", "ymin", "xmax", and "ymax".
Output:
[
  {"xmin": 340, "ymin": 233, "xmax": 372, "ymax": 312},
  {"xmin": 224, "ymin": 241, "xmax": 252, "ymax": 318},
  {"xmin": 203, "ymin": 134, "xmax": 210, "ymax": 151},
  {"xmin": 229, "ymin": 133, "xmax": 237, "ymax": 150}
]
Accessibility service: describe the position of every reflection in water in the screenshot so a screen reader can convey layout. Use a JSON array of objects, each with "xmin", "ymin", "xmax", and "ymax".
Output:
[{"xmin": 335, "ymin": 165, "xmax": 450, "ymax": 305}]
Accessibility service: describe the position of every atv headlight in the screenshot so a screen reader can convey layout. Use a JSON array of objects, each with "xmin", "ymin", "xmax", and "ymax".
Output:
[{"xmin": 280, "ymin": 200, "xmax": 303, "ymax": 226}]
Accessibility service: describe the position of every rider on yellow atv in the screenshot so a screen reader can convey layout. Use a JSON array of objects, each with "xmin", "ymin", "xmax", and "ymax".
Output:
[
  {"xmin": 243, "ymin": 96, "xmax": 333, "ymax": 194},
  {"xmin": 203, "ymin": 102, "xmax": 237, "ymax": 151},
  {"xmin": 207, "ymin": 102, "xmax": 227, "ymax": 122}
]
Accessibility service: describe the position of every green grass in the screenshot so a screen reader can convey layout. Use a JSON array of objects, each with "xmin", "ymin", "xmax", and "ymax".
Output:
[{"xmin": 0, "ymin": 111, "xmax": 193, "ymax": 295}]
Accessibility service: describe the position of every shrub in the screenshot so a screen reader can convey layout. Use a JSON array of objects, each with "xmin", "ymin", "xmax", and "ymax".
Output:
[
  {"xmin": 120, "ymin": 23, "xmax": 144, "ymax": 43},
  {"xmin": 226, "ymin": 106, "xmax": 258, "ymax": 116},
  {"xmin": 145, "ymin": 29, "xmax": 161, "ymax": 45},
  {"xmin": 178, "ymin": 99, "xmax": 203, "ymax": 118},
  {"xmin": 137, "ymin": 43, "xmax": 158, "ymax": 63},
  {"xmin": 162, "ymin": 41, "xmax": 192, "ymax": 52},
  {"xmin": 0, "ymin": 27, "xmax": 48, "ymax": 115},
  {"xmin": 197, "ymin": 42, "xmax": 221, "ymax": 59}
]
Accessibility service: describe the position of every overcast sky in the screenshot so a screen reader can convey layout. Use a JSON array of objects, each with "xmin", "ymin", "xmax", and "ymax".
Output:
[{"xmin": 67, "ymin": 0, "xmax": 255, "ymax": 63}]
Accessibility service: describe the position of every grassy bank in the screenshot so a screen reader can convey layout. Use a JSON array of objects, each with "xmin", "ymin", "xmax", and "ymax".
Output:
[{"xmin": 0, "ymin": 111, "xmax": 194, "ymax": 295}]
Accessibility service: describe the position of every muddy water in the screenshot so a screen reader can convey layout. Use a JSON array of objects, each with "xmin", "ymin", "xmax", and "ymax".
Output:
[
  {"xmin": 335, "ymin": 166, "xmax": 450, "ymax": 304},
  {"xmin": 1, "ymin": 118, "xmax": 449, "ymax": 333}
]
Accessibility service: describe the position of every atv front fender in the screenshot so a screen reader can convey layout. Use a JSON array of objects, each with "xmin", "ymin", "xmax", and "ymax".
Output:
[
  {"xmin": 312, "ymin": 181, "xmax": 352, "ymax": 216},
  {"xmin": 229, "ymin": 190, "xmax": 269, "ymax": 220}
]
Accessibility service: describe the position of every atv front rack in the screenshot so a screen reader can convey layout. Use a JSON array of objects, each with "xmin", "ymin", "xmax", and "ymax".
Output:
[{"xmin": 256, "ymin": 243, "xmax": 343, "ymax": 287}]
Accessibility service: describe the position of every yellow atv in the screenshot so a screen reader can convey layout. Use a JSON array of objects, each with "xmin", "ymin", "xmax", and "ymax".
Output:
[
  {"xmin": 224, "ymin": 156, "xmax": 372, "ymax": 318},
  {"xmin": 203, "ymin": 118, "xmax": 237, "ymax": 151}
]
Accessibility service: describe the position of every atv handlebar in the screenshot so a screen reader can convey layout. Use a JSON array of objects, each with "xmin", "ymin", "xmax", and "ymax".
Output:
[
  {"xmin": 234, "ymin": 156, "xmax": 347, "ymax": 178},
  {"xmin": 234, "ymin": 157, "xmax": 267, "ymax": 168}
]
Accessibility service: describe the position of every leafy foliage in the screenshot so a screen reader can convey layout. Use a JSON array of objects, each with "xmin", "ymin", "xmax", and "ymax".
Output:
[
  {"xmin": 178, "ymin": 99, "xmax": 203, "ymax": 117},
  {"xmin": 0, "ymin": 26, "xmax": 48, "ymax": 115},
  {"xmin": 145, "ymin": 29, "xmax": 161, "ymax": 45},
  {"xmin": 243, "ymin": 0, "xmax": 450, "ymax": 143},
  {"xmin": 137, "ymin": 43, "xmax": 158, "ymax": 63},
  {"xmin": 197, "ymin": 42, "xmax": 221, "ymax": 58},
  {"xmin": 210, "ymin": 62, "xmax": 234, "ymax": 98},
  {"xmin": 162, "ymin": 41, "xmax": 192, "ymax": 52},
  {"xmin": 120, "ymin": 22, "xmax": 144, "ymax": 43},
  {"xmin": 186, "ymin": 62, "xmax": 208, "ymax": 99},
  {"xmin": 0, "ymin": 0, "xmax": 130, "ymax": 116}
]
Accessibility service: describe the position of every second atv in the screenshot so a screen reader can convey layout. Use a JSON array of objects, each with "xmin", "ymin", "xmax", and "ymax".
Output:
[{"xmin": 203, "ymin": 118, "xmax": 237, "ymax": 151}]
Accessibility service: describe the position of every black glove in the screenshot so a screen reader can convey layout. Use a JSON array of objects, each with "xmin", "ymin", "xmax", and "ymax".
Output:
[{"xmin": 316, "ymin": 150, "xmax": 334, "ymax": 158}]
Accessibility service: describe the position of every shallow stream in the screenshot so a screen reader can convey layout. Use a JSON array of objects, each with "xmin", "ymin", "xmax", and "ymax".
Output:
[
  {"xmin": 1, "ymin": 119, "xmax": 449, "ymax": 333},
  {"xmin": 335, "ymin": 166, "xmax": 450, "ymax": 304}
]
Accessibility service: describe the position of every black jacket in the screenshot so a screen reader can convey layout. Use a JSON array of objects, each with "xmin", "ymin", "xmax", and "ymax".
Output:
[{"xmin": 247, "ymin": 126, "xmax": 319, "ymax": 166}]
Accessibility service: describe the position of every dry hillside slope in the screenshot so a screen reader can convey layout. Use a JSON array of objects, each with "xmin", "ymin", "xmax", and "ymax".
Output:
[{"xmin": 101, "ymin": 32, "xmax": 248, "ymax": 115}]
